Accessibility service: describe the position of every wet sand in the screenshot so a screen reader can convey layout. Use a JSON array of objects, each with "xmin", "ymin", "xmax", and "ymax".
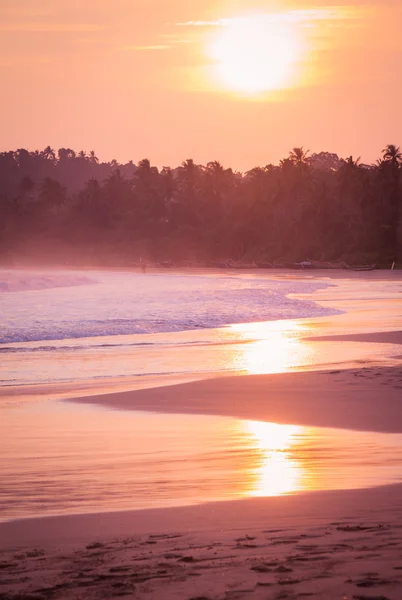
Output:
[
  {"xmin": 72, "ymin": 364, "xmax": 402, "ymax": 434},
  {"xmin": 2, "ymin": 360, "xmax": 402, "ymax": 598},
  {"xmin": 303, "ymin": 330, "xmax": 402, "ymax": 346}
]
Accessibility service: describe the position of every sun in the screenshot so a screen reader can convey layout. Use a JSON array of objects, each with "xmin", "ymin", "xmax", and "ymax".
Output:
[{"xmin": 206, "ymin": 14, "xmax": 301, "ymax": 96}]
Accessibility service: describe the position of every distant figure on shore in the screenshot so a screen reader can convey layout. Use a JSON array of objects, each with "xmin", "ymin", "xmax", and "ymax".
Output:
[{"xmin": 140, "ymin": 257, "xmax": 146, "ymax": 274}]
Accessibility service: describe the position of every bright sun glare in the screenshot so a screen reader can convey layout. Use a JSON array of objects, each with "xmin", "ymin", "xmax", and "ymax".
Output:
[
  {"xmin": 207, "ymin": 15, "xmax": 301, "ymax": 95},
  {"xmin": 245, "ymin": 421, "xmax": 303, "ymax": 496}
]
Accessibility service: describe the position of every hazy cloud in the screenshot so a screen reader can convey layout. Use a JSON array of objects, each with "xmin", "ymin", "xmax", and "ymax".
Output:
[
  {"xmin": 177, "ymin": 7, "xmax": 364, "ymax": 28},
  {"xmin": 121, "ymin": 45, "xmax": 171, "ymax": 51},
  {"xmin": 176, "ymin": 20, "xmax": 223, "ymax": 27}
]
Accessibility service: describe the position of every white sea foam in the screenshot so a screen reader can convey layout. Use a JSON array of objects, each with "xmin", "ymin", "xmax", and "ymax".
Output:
[
  {"xmin": 0, "ymin": 270, "xmax": 96, "ymax": 293},
  {"xmin": 0, "ymin": 270, "xmax": 340, "ymax": 344}
]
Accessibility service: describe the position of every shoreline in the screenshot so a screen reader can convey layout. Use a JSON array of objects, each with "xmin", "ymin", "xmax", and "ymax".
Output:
[
  {"xmin": 71, "ymin": 363, "xmax": 402, "ymax": 434},
  {"xmin": 1, "ymin": 263, "xmax": 402, "ymax": 279},
  {"xmin": 1, "ymin": 482, "xmax": 401, "ymax": 548},
  {"xmin": 2, "ymin": 281, "xmax": 402, "ymax": 598},
  {"xmin": 302, "ymin": 331, "xmax": 402, "ymax": 345},
  {"xmin": 2, "ymin": 329, "xmax": 401, "ymax": 405}
]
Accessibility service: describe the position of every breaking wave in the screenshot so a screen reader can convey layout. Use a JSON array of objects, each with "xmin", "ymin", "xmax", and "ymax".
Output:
[
  {"xmin": 0, "ymin": 270, "xmax": 97, "ymax": 293},
  {"xmin": 0, "ymin": 270, "xmax": 341, "ymax": 345}
]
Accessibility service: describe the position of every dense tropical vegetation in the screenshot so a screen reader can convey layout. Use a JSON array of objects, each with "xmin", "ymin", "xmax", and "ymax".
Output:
[{"xmin": 0, "ymin": 145, "xmax": 401, "ymax": 267}]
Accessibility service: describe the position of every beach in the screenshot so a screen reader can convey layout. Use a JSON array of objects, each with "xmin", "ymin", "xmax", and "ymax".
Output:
[
  {"xmin": 74, "ymin": 355, "xmax": 402, "ymax": 433},
  {"xmin": 3, "ymin": 0, "xmax": 402, "ymax": 595},
  {"xmin": 1, "ymin": 269, "xmax": 402, "ymax": 599},
  {"xmin": 1, "ymin": 484, "xmax": 402, "ymax": 600},
  {"xmin": 2, "ymin": 364, "xmax": 402, "ymax": 599}
]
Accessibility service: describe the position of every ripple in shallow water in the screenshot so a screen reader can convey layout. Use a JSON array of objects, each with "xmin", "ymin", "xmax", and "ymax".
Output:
[{"xmin": 1, "ymin": 401, "xmax": 402, "ymax": 522}]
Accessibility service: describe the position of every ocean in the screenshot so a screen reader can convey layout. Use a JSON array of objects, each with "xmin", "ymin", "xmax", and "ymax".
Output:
[
  {"xmin": 0, "ymin": 268, "xmax": 400, "ymax": 389},
  {"xmin": 1, "ymin": 268, "xmax": 402, "ymax": 521}
]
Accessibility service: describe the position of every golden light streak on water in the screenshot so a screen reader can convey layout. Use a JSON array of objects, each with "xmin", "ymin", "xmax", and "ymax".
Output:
[{"xmin": 243, "ymin": 421, "xmax": 304, "ymax": 496}]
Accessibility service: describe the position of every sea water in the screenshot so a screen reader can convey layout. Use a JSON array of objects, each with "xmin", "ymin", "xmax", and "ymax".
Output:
[
  {"xmin": 1, "ymin": 268, "xmax": 402, "ymax": 521},
  {"xmin": 2, "ymin": 400, "xmax": 402, "ymax": 522},
  {"xmin": 0, "ymin": 268, "xmax": 400, "ymax": 388}
]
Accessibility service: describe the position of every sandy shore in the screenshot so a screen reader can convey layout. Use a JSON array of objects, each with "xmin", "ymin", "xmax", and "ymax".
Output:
[
  {"xmin": 303, "ymin": 330, "xmax": 402, "ymax": 346},
  {"xmin": 1, "ymin": 330, "xmax": 402, "ymax": 599},
  {"xmin": 71, "ymin": 364, "xmax": 402, "ymax": 434},
  {"xmin": 2, "ymin": 485, "xmax": 402, "ymax": 599}
]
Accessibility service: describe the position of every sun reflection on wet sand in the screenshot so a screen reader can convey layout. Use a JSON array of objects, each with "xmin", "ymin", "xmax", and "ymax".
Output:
[
  {"xmin": 2, "ymin": 400, "xmax": 402, "ymax": 522},
  {"xmin": 228, "ymin": 320, "xmax": 318, "ymax": 374},
  {"xmin": 225, "ymin": 317, "xmax": 401, "ymax": 376},
  {"xmin": 242, "ymin": 421, "xmax": 304, "ymax": 496},
  {"xmin": 240, "ymin": 418, "xmax": 402, "ymax": 500}
]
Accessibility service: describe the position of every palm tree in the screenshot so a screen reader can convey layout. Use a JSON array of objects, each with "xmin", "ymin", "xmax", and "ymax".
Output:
[
  {"xmin": 289, "ymin": 147, "xmax": 310, "ymax": 167},
  {"xmin": 160, "ymin": 167, "xmax": 176, "ymax": 225},
  {"xmin": 180, "ymin": 159, "xmax": 198, "ymax": 180},
  {"xmin": 176, "ymin": 159, "xmax": 202, "ymax": 225},
  {"xmin": 14, "ymin": 148, "xmax": 31, "ymax": 167},
  {"xmin": 279, "ymin": 157, "xmax": 294, "ymax": 171},
  {"xmin": 58, "ymin": 148, "xmax": 76, "ymax": 161},
  {"xmin": 161, "ymin": 167, "xmax": 175, "ymax": 201},
  {"xmin": 134, "ymin": 158, "xmax": 159, "ymax": 184},
  {"xmin": 341, "ymin": 156, "xmax": 361, "ymax": 169},
  {"xmin": 206, "ymin": 160, "xmax": 224, "ymax": 176},
  {"xmin": 178, "ymin": 159, "xmax": 201, "ymax": 197},
  {"xmin": 245, "ymin": 166, "xmax": 265, "ymax": 179},
  {"xmin": 88, "ymin": 150, "xmax": 99, "ymax": 164},
  {"xmin": 42, "ymin": 146, "xmax": 56, "ymax": 162},
  {"xmin": 382, "ymin": 144, "xmax": 402, "ymax": 168},
  {"xmin": 137, "ymin": 158, "xmax": 151, "ymax": 173},
  {"xmin": 379, "ymin": 145, "xmax": 402, "ymax": 262}
]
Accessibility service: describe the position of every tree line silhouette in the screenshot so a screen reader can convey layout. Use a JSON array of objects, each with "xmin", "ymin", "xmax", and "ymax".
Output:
[{"xmin": 0, "ymin": 145, "xmax": 401, "ymax": 267}]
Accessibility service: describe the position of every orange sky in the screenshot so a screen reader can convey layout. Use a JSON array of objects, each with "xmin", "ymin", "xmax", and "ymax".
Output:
[{"xmin": 1, "ymin": 0, "xmax": 401, "ymax": 170}]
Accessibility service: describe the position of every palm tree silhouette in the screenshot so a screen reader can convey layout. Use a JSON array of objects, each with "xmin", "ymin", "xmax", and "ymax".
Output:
[
  {"xmin": 88, "ymin": 150, "xmax": 99, "ymax": 164},
  {"xmin": 289, "ymin": 147, "xmax": 310, "ymax": 166},
  {"xmin": 42, "ymin": 146, "xmax": 56, "ymax": 161},
  {"xmin": 382, "ymin": 144, "xmax": 402, "ymax": 167}
]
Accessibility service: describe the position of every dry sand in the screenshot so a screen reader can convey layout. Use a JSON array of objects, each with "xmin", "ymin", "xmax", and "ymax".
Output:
[
  {"xmin": 1, "ymin": 330, "xmax": 402, "ymax": 599},
  {"xmin": 2, "ymin": 486, "xmax": 402, "ymax": 599}
]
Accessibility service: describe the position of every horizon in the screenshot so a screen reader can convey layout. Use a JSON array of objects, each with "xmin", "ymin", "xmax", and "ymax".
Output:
[
  {"xmin": 1, "ymin": 144, "xmax": 394, "ymax": 171},
  {"xmin": 1, "ymin": 0, "xmax": 402, "ymax": 170}
]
